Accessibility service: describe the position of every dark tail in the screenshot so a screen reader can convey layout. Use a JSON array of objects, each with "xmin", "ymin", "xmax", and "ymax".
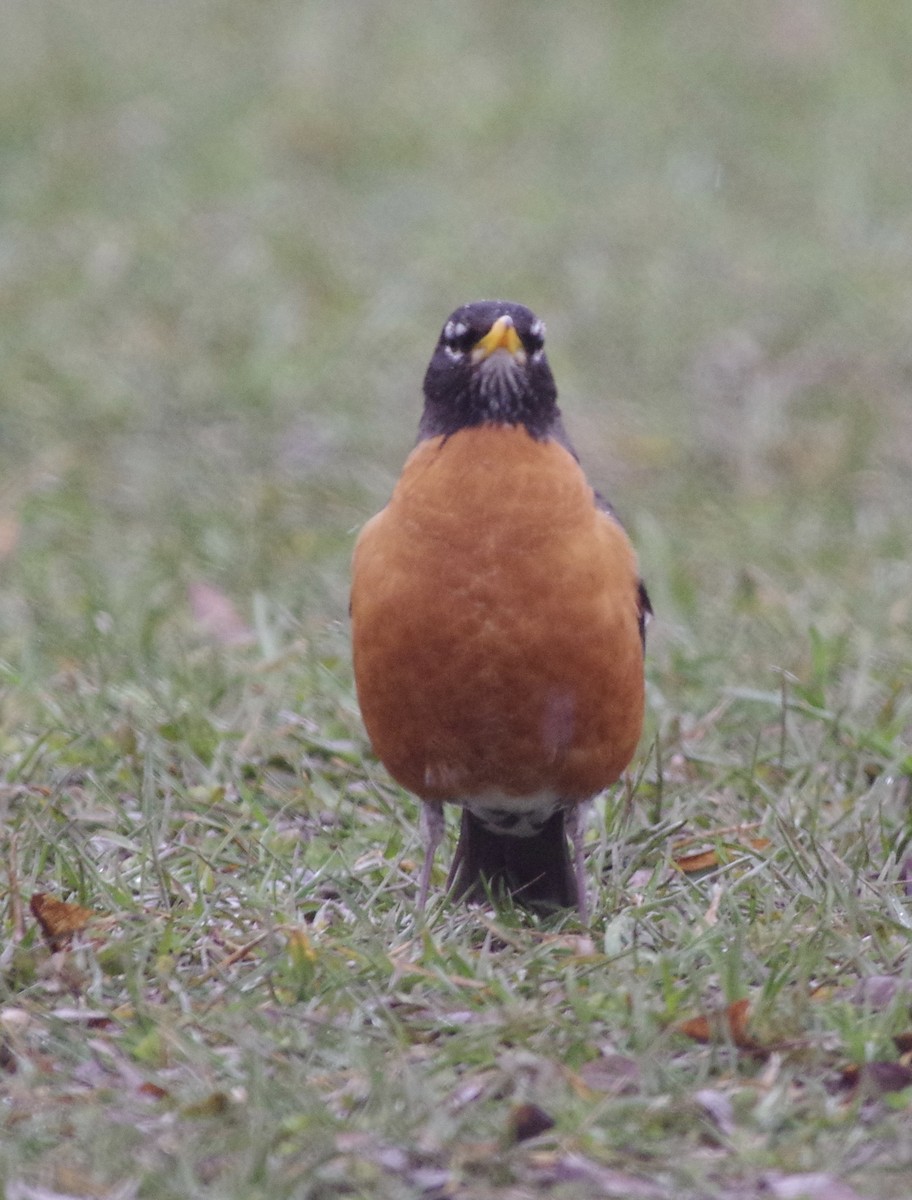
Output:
[{"xmin": 446, "ymin": 809, "xmax": 577, "ymax": 911}]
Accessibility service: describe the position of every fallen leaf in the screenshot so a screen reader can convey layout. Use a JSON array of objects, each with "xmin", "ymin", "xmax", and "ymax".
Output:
[
  {"xmin": 893, "ymin": 1032, "xmax": 912, "ymax": 1056},
  {"xmin": 507, "ymin": 1103, "xmax": 555, "ymax": 1143},
  {"xmin": 836, "ymin": 1061, "xmax": 912, "ymax": 1097},
  {"xmin": 726, "ymin": 997, "xmax": 752, "ymax": 1045},
  {"xmin": 673, "ymin": 833, "xmax": 771, "ymax": 874},
  {"xmin": 677, "ymin": 998, "xmax": 762, "ymax": 1053},
  {"xmin": 30, "ymin": 893, "xmax": 97, "ymax": 949},
  {"xmin": 673, "ymin": 848, "xmax": 720, "ymax": 873}
]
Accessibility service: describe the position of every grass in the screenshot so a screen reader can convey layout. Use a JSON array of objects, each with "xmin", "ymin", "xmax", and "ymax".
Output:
[{"xmin": 2, "ymin": 1, "xmax": 912, "ymax": 1196}]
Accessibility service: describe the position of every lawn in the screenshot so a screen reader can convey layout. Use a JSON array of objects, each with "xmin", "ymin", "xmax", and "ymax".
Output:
[{"xmin": 2, "ymin": 3, "xmax": 912, "ymax": 1197}]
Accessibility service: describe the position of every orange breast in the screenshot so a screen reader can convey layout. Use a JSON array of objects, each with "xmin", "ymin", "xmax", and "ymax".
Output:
[{"xmin": 351, "ymin": 425, "xmax": 645, "ymax": 803}]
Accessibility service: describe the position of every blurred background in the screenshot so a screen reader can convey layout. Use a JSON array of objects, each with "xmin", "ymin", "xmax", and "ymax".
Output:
[{"xmin": 1, "ymin": 0, "xmax": 911, "ymax": 717}]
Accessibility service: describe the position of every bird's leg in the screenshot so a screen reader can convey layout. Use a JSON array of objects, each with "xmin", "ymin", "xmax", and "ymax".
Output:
[
  {"xmin": 417, "ymin": 800, "xmax": 445, "ymax": 911},
  {"xmin": 564, "ymin": 802, "xmax": 591, "ymax": 924}
]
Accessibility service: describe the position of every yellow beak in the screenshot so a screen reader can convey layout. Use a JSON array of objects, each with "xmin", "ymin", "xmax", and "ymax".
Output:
[{"xmin": 471, "ymin": 315, "xmax": 524, "ymax": 362}]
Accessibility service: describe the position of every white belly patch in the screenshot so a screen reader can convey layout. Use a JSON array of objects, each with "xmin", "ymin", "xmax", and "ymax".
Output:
[{"xmin": 463, "ymin": 789, "xmax": 561, "ymax": 838}]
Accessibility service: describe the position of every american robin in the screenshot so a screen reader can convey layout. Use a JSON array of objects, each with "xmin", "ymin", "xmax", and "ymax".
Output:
[{"xmin": 351, "ymin": 300, "xmax": 650, "ymax": 920}]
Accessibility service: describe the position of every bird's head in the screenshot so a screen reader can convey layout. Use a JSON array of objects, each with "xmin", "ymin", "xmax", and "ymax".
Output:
[{"xmin": 419, "ymin": 300, "xmax": 561, "ymax": 441}]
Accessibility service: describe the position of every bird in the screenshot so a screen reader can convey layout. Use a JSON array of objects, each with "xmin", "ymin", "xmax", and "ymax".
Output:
[{"xmin": 350, "ymin": 300, "xmax": 650, "ymax": 921}]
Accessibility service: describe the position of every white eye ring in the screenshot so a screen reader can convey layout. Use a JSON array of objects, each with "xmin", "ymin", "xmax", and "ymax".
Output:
[
  {"xmin": 529, "ymin": 317, "xmax": 545, "ymax": 341},
  {"xmin": 444, "ymin": 345, "xmax": 464, "ymax": 361},
  {"xmin": 444, "ymin": 319, "xmax": 468, "ymax": 342}
]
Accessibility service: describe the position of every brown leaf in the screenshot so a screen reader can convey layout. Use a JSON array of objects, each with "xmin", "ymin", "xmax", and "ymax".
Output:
[
  {"xmin": 725, "ymin": 997, "xmax": 753, "ymax": 1046},
  {"xmin": 507, "ymin": 1103, "xmax": 555, "ymax": 1143},
  {"xmin": 677, "ymin": 998, "xmax": 761, "ymax": 1052},
  {"xmin": 30, "ymin": 893, "xmax": 97, "ymax": 948},
  {"xmin": 673, "ymin": 848, "xmax": 720, "ymax": 873},
  {"xmin": 893, "ymin": 1031, "xmax": 912, "ymax": 1056},
  {"xmin": 677, "ymin": 1013, "xmax": 714, "ymax": 1042},
  {"xmin": 138, "ymin": 1081, "xmax": 170, "ymax": 1100},
  {"xmin": 837, "ymin": 1061, "xmax": 912, "ymax": 1097},
  {"xmin": 673, "ymin": 832, "xmax": 771, "ymax": 874}
]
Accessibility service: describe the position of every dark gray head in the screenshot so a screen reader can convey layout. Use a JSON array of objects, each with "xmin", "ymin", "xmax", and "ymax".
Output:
[{"xmin": 419, "ymin": 300, "xmax": 569, "ymax": 443}]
